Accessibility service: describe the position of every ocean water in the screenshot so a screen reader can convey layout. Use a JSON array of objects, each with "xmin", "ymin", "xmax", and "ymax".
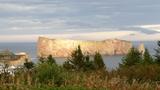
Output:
[{"xmin": 0, "ymin": 41, "xmax": 158, "ymax": 69}]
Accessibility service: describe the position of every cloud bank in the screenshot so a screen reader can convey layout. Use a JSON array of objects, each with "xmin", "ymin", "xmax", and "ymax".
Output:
[
  {"xmin": 0, "ymin": 31, "xmax": 159, "ymax": 42},
  {"xmin": 0, "ymin": 0, "xmax": 160, "ymax": 42}
]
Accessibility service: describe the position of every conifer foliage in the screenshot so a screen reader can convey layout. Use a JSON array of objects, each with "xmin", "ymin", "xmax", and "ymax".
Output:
[
  {"xmin": 63, "ymin": 45, "xmax": 85, "ymax": 71},
  {"xmin": 24, "ymin": 59, "xmax": 34, "ymax": 70},
  {"xmin": 63, "ymin": 45, "xmax": 105, "ymax": 71},
  {"xmin": 143, "ymin": 48, "xmax": 153, "ymax": 64},
  {"xmin": 155, "ymin": 41, "xmax": 160, "ymax": 64},
  {"xmin": 94, "ymin": 52, "xmax": 105, "ymax": 69},
  {"xmin": 47, "ymin": 55, "xmax": 56, "ymax": 64},
  {"xmin": 120, "ymin": 47, "xmax": 142, "ymax": 67}
]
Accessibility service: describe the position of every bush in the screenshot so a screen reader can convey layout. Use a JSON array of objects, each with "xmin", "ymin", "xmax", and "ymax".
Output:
[
  {"xmin": 39, "ymin": 55, "xmax": 56, "ymax": 64},
  {"xmin": 24, "ymin": 59, "xmax": 34, "ymax": 70},
  {"xmin": 118, "ymin": 64, "xmax": 160, "ymax": 81},
  {"xmin": 34, "ymin": 62, "xmax": 65, "ymax": 86}
]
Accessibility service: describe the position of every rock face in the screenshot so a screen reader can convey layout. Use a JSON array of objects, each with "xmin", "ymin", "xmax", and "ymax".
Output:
[
  {"xmin": 37, "ymin": 37, "xmax": 132, "ymax": 57},
  {"xmin": 138, "ymin": 43, "xmax": 145, "ymax": 55},
  {"xmin": 0, "ymin": 51, "xmax": 29, "ymax": 66}
]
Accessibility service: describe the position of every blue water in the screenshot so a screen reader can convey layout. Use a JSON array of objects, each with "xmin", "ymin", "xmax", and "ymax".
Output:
[{"xmin": 0, "ymin": 41, "xmax": 157, "ymax": 69}]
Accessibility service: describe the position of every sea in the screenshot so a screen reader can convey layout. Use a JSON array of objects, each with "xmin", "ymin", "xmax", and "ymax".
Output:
[{"xmin": 0, "ymin": 41, "xmax": 158, "ymax": 70}]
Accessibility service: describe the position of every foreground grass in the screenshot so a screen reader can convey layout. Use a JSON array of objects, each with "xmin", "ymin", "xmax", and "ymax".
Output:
[
  {"xmin": 0, "ymin": 85, "xmax": 107, "ymax": 90},
  {"xmin": 1, "ymin": 64, "xmax": 160, "ymax": 90},
  {"xmin": 0, "ymin": 79, "xmax": 158, "ymax": 90}
]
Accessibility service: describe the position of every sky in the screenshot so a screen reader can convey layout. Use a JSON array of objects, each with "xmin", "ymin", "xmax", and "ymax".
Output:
[{"xmin": 0, "ymin": 0, "xmax": 160, "ymax": 42}]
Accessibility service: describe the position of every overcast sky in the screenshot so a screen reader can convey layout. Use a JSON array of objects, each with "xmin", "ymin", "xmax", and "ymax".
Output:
[{"xmin": 0, "ymin": 0, "xmax": 160, "ymax": 42}]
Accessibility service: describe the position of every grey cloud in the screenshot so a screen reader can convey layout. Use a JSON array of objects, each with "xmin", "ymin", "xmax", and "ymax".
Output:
[{"xmin": 0, "ymin": 0, "xmax": 159, "ymax": 37}]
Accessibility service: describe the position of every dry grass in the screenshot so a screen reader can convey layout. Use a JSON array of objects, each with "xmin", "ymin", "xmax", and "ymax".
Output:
[
  {"xmin": 0, "ymin": 65, "xmax": 160, "ymax": 90},
  {"xmin": 63, "ymin": 70, "xmax": 160, "ymax": 90}
]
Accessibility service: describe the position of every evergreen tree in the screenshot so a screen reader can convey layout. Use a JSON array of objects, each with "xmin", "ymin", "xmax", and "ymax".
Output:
[
  {"xmin": 155, "ymin": 41, "xmax": 160, "ymax": 64},
  {"xmin": 63, "ymin": 46, "xmax": 106, "ymax": 71},
  {"xmin": 39, "ymin": 57, "xmax": 45, "ymax": 63},
  {"xmin": 93, "ymin": 52, "xmax": 105, "ymax": 69},
  {"xmin": 120, "ymin": 47, "xmax": 142, "ymax": 67},
  {"xmin": 47, "ymin": 55, "xmax": 56, "ymax": 64},
  {"xmin": 24, "ymin": 59, "xmax": 34, "ymax": 70},
  {"xmin": 143, "ymin": 48, "xmax": 153, "ymax": 64},
  {"xmin": 83, "ymin": 54, "xmax": 95, "ymax": 71},
  {"xmin": 63, "ymin": 45, "xmax": 97, "ymax": 71},
  {"xmin": 35, "ymin": 62, "xmax": 64, "ymax": 86},
  {"xmin": 63, "ymin": 45, "xmax": 85, "ymax": 71}
]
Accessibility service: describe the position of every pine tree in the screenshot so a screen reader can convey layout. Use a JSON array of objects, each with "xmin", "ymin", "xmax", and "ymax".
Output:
[
  {"xmin": 143, "ymin": 48, "xmax": 153, "ymax": 64},
  {"xmin": 155, "ymin": 41, "xmax": 160, "ymax": 64},
  {"xmin": 120, "ymin": 47, "xmax": 142, "ymax": 67},
  {"xmin": 93, "ymin": 52, "xmax": 105, "ymax": 69}
]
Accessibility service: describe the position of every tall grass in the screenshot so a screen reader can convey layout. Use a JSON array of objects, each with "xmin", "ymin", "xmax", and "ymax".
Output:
[
  {"xmin": 0, "ymin": 62, "xmax": 160, "ymax": 90},
  {"xmin": 0, "ymin": 65, "xmax": 160, "ymax": 90}
]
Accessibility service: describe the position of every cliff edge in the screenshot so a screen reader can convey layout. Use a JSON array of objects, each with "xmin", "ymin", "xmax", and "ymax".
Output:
[{"xmin": 37, "ymin": 37, "xmax": 132, "ymax": 57}]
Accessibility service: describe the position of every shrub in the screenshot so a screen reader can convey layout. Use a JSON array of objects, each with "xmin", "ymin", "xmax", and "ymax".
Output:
[
  {"xmin": 34, "ymin": 62, "xmax": 65, "ymax": 86},
  {"xmin": 24, "ymin": 59, "xmax": 34, "ymax": 70},
  {"xmin": 118, "ymin": 64, "xmax": 160, "ymax": 81},
  {"xmin": 39, "ymin": 55, "xmax": 56, "ymax": 64}
]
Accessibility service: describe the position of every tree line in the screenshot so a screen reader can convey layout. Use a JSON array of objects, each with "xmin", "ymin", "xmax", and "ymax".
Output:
[{"xmin": 120, "ymin": 41, "xmax": 160, "ymax": 67}]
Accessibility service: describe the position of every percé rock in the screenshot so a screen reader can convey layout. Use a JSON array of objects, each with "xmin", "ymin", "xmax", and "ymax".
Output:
[{"xmin": 37, "ymin": 37, "xmax": 132, "ymax": 57}]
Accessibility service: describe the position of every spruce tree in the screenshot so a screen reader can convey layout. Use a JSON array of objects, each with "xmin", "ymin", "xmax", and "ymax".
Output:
[
  {"xmin": 63, "ymin": 45, "xmax": 97, "ymax": 71},
  {"xmin": 120, "ymin": 47, "xmax": 142, "ymax": 67},
  {"xmin": 143, "ymin": 48, "xmax": 153, "ymax": 64},
  {"xmin": 84, "ymin": 54, "xmax": 94, "ymax": 71},
  {"xmin": 93, "ymin": 52, "xmax": 105, "ymax": 69},
  {"xmin": 155, "ymin": 41, "xmax": 160, "ymax": 64},
  {"xmin": 63, "ymin": 45, "xmax": 85, "ymax": 71}
]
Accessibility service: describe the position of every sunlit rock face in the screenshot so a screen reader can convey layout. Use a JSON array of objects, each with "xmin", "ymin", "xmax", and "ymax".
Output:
[
  {"xmin": 37, "ymin": 37, "xmax": 132, "ymax": 57},
  {"xmin": 0, "ymin": 51, "xmax": 29, "ymax": 66},
  {"xmin": 138, "ymin": 43, "xmax": 145, "ymax": 55}
]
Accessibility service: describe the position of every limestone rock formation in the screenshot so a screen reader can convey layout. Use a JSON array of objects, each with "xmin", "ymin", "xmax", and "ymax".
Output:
[
  {"xmin": 0, "ymin": 51, "xmax": 29, "ymax": 66},
  {"xmin": 138, "ymin": 43, "xmax": 145, "ymax": 55},
  {"xmin": 37, "ymin": 37, "xmax": 132, "ymax": 57}
]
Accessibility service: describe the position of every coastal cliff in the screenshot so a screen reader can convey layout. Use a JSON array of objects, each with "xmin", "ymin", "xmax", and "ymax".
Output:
[
  {"xmin": 37, "ymin": 37, "xmax": 132, "ymax": 57},
  {"xmin": 0, "ymin": 51, "xmax": 29, "ymax": 66}
]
